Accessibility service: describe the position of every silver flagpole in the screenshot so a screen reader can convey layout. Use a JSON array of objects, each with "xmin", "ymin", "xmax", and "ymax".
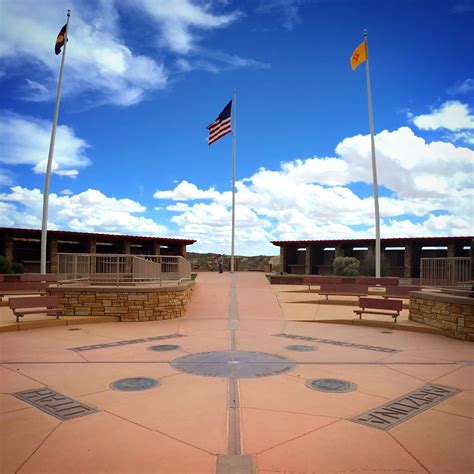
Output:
[
  {"xmin": 40, "ymin": 10, "xmax": 71, "ymax": 274},
  {"xmin": 364, "ymin": 29, "xmax": 381, "ymax": 278},
  {"xmin": 230, "ymin": 89, "xmax": 237, "ymax": 273}
]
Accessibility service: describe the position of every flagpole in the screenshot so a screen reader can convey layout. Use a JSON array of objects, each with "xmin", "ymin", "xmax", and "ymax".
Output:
[
  {"xmin": 40, "ymin": 10, "xmax": 71, "ymax": 274},
  {"xmin": 364, "ymin": 29, "xmax": 381, "ymax": 278},
  {"xmin": 230, "ymin": 89, "xmax": 237, "ymax": 273}
]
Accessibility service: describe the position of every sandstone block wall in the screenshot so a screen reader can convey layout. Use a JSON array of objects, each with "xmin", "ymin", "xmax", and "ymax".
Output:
[
  {"xmin": 409, "ymin": 291, "xmax": 474, "ymax": 341},
  {"xmin": 48, "ymin": 283, "xmax": 194, "ymax": 322}
]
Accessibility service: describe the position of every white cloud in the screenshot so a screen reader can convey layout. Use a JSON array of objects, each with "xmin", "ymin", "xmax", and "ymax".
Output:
[
  {"xmin": 130, "ymin": 0, "xmax": 240, "ymax": 54},
  {"xmin": 0, "ymin": 111, "xmax": 90, "ymax": 176},
  {"xmin": 449, "ymin": 78, "xmax": 474, "ymax": 95},
  {"xmin": 60, "ymin": 189, "xmax": 73, "ymax": 195},
  {"xmin": 0, "ymin": 169, "xmax": 14, "ymax": 187},
  {"xmin": 0, "ymin": 187, "xmax": 169, "ymax": 236},
  {"xmin": 25, "ymin": 79, "xmax": 49, "ymax": 95},
  {"xmin": 256, "ymin": 0, "xmax": 302, "ymax": 31},
  {"xmin": 412, "ymin": 101, "xmax": 474, "ymax": 131},
  {"xmin": 446, "ymin": 130, "xmax": 474, "ymax": 145},
  {"xmin": 2, "ymin": 126, "xmax": 472, "ymax": 256},
  {"xmin": 154, "ymin": 180, "xmax": 220, "ymax": 200},
  {"xmin": 153, "ymin": 126, "xmax": 474, "ymax": 254},
  {"xmin": 0, "ymin": 0, "xmax": 263, "ymax": 105},
  {"xmin": 0, "ymin": 0, "xmax": 167, "ymax": 106}
]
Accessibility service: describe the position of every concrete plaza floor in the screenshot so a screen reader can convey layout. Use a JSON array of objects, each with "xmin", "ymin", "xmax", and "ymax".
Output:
[{"xmin": 1, "ymin": 272, "xmax": 473, "ymax": 473}]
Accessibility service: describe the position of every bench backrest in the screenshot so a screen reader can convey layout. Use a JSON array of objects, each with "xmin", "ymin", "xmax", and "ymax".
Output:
[
  {"xmin": 359, "ymin": 297, "xmax": 402, "ymax": 311},
  {"xmin": 385, "ymin": 285, "xmax": 421, "ymax": 296},
  {"xmin": 356, "ymin": 277, "xmax": 399, "ymax": 286},
  {"xmin": 303, "ymin": 276, "xmax": 344, "ymax": 284},
  {"xmin": 20, "ymin": 274, "xmax": 57, "ymax": 283},
  {"xmin": 0, "ymin": 282, "xmax": 49, "ymax": 292},
  {"xmin": 320, "ymin": 283, "xmax": 368, "ymax": 293},
  {"xmin": 9, "ymin": 295, "xmax": 59, "ymax": 310}
]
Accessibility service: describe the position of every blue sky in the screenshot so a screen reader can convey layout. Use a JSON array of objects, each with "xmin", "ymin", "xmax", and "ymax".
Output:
[{"xmin": 0, "ymin": 0, "xmax": 473, "ymax": 255}]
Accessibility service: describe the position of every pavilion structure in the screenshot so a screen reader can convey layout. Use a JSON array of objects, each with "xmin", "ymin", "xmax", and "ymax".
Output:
[
  {"xmin": 271, "ymin": 236, "xmax": 472, "ymax": 278},
  {"xmin": 0, "ymin": 227, "xmax": 196, "ymax": 274}
]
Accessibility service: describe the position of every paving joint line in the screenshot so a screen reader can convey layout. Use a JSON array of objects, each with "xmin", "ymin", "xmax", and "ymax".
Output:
[
  {"xmin": 1, "ymin": 406, "xmax": 35, "ymax": 415},
  {"xmin": 431, "ymin": 408, "xmax": 473, "ymax": 420},
  {"xmin": 105, "ymin": 410, "xmax": 217, "ymax": 456},
  {"xmin": 255, "ymin": 418, "xmax": 342, "ymax": 456},
  {"xmin": 1, "ymin": 360, "xmax": 466, "ymax": 365},
  {"xmin": 227, "ymin": 273, "xmax": 242, "ymax": 457},
  {"xmin": 14, "ymin": 420, "xmax": 61, "ymax": 474},
  {"xmin": 2, "ymin": 364, "xmax": 49, "ymax": 388},
  {"xmin": 387, "ymin": 431, "xmax": 430, "ymax": 473},
  {"xmin": 381, "ymin": 363, "xmax": 432, "ymax": 384},
  {"xmin": 240, "ymin": 405, "xmax": 342, "ymax": 419},
  {"xmin": 430, "ymin": 363, "xmax": 466, "ymax": 384}
]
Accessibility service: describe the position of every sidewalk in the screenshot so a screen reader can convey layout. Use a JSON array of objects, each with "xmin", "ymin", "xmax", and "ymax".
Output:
[{"xmin": 1, "ymin": 272, "xmax": 473, "ymax": 473}]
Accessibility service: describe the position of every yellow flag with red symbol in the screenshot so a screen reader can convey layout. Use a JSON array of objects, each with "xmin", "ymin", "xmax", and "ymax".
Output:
[{"xmin": 351, "ymin": 40, "xmax": 367, "ymax": 70}]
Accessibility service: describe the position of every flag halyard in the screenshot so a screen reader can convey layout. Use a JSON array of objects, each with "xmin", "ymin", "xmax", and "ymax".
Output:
[{"xmin": 207, "ymin": 100, "xmax": 232, "ymax": 145}]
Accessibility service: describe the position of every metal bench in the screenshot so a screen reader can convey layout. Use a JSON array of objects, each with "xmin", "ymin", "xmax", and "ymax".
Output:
[
  {"xmin": 9, "ymin": 296, "xmax": 63, "ymax": 322},
  {"xmin": 319, "ymin": 283, "xmax": 368, "ymax": 300},
  {"xmin": 0, "ymin": 282, "xmax": 49, "ymax": 301},
  {"xmin": 383, "ymin": 285, "xmax": 421, "ymax": 299},
  {"xmin": 354, "ymin": 297, "xmax": 403, "ymax": 322}
]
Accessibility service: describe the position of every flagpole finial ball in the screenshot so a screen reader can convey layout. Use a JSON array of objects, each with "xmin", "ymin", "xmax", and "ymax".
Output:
[{"xmin": 67, "ymin": 9, "xmax": 71, "ymax": 16}]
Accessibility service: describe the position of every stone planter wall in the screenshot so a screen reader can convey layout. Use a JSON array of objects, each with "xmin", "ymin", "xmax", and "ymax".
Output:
[
  {"xmin": 409, "ymin": 291, "xmax": 474, "ymax": 341},
  {"xmin": 48, "ymin": 282, "xmax": 194, "ymax": 322}
]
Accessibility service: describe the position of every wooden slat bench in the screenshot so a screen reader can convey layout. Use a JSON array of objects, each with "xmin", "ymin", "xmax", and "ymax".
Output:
[
  {"xmin": 356, "ymin": 277, "xmax": 399, "ymax": 286},
  {"xmin": 303, "ymin": 276, "xmax": 343, "ymax": 290},
  {"xmin": 383, "ymin": 285, "xmax": 421, "ymax": 299},
  {"xmin": 20, "ymin": 274, "xmax": 58, "ymax": 283},
  {"xmin": 354, "ymin": 297, "xmax": 403, "ymax": 322},
  {"xmin": 319, "ymin": 283, "xmax": 368, "ymax": 300},
  {"xmin": 9, "ymin": 296, "xmax": 63, "ymax": 322},
  {"xmin": 0, "ymin": 282, "xmax": 49, "ymax": 301}
]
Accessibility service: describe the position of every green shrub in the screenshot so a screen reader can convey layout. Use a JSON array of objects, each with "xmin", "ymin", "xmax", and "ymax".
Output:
[
  {"xmin": 191, "ymin": 273, "xmax": 198, "ymax": 281},
  {"xmin": 332, "ymin": 256, "xmax": 360, "ymax": 276},
  {"xmin": 11, "ymin": 261, "xmax": 25, "ymax": 274},
  {"xmin": 0, "ymin": 256, "xmax": 12, "ymax": 274}
]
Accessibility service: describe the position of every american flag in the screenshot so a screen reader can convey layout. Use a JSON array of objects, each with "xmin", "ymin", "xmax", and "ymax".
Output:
[{"xmin": 207, "ymin": 100, "xmax": 232, "ymax": 145}]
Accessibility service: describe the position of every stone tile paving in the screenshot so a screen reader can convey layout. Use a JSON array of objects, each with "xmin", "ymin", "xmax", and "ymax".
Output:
[{"xmin": 0, "ymin": 271, "xmax": 473, "ymax": 473}]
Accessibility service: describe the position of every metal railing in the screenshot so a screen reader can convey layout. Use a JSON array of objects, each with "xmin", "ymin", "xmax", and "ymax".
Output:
[
  {"xmin": 420, "ymin": 257, "xmax": 471, "ymax": 288},
  {"xmin": 58, "ymin": 253, "xmax": 191, "ymax": 285}
]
